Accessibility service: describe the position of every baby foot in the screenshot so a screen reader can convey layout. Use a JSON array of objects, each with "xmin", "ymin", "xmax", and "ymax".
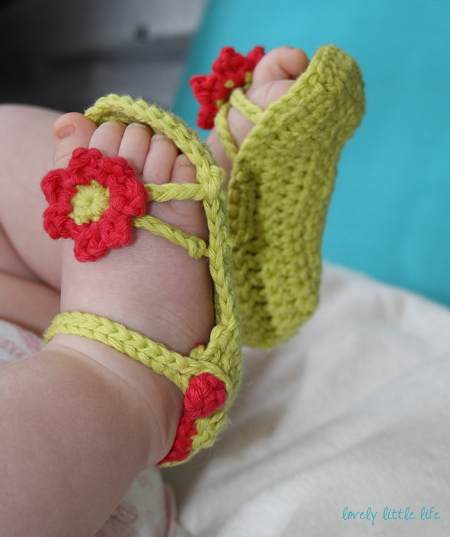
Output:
[
  {"xmin": 52, "ymin": 115, "xmax": 214, "ymax": 355},
  {"xmin": 47, "ymin": 114, "xmax": 216, "ymax": 460},
  {"xmin": 206, "ymin": 46, "xmax": 309, "ymax": 177}
]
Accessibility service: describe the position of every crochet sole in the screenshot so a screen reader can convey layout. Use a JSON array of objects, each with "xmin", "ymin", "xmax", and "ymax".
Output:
[{"xmin": 221, "ymin": 44, "xmax": 365, "ymax": 348}]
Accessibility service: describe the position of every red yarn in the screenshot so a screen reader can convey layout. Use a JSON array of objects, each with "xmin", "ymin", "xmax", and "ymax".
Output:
[
  {"xmin": 184, "ymin": 372, "xmax": 227, "ymax": 420},
  {"xmin": 41, "ymin": 147, "xmax": 149, "ymax": 262},
  {"xmin": 158, "ymin": 373, "xmax": 227, "ymax": 464},
  {"xmin": 190, "ymin": 45, "xmax": 265, "ymax": 129},
  {"xmin": 158, "ymin": 414, "xmax": 197, "ymax": 464}
]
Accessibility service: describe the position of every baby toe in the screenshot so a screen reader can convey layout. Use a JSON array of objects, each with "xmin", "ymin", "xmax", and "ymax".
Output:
[
  {"xmin": 245, "ymin": 47, "xmax": 309, "ymax": 112},
  {"xmin": 118, "ymin": 123, "xmax": 152, "ymax": 177},
  {"xmin": 52, "ymin": 112, "xmax": 97, "ymax": 169},
  {"xmin": 246, "ymin": 78, "xmax": 297, "ymax": 112},
  {"xmin": 171, "ymin": 154, "xmax": 197, "ymax": 186},
  {"xmin": 88, "ymin": 121, "xmax": 127, "ymax": 157},
  {"xmin": 143, "ymin": 133, "xmax": 179, "ymax": 186},
  {"xmin": 169, "ymin": 154, "xmax": 208, "ymax": 241},
  {"xmin": 226, "ymin": 47, "xmax": 309, "ymax": 149},
  {"xmin": 252, "ymin": 47, "xmax": 309, "ymax": 86}
]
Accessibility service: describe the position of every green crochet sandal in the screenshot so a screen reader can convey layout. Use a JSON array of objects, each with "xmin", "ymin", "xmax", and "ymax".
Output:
[
  {"xmin": 191, "ymin": 44, "xmax": 365, "ymax": 348},
  {"xmin": 41, "ymin": 95, "xmax": 242, "ymax": 466}
]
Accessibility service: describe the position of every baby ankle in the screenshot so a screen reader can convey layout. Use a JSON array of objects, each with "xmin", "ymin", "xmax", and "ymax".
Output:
[{"xmin": 47, "ymin": 334, "xmax": 184, "ymax": 465}]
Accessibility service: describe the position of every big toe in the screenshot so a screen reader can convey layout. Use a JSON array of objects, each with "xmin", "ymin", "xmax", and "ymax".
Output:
[
  {"xmin": 247, "ymin": 47, "xmax": 309, "ymax": 109},
  {"xmin": 52, "ymin": 112, "xmax": 98, "ymax": 169},
  {"xmin": 229, "ymin": 47, "xmax": 309, "ymax": 147},
  {"xmin": 252, "ymin": 46, "xmax": 309, "ymax": 86}
]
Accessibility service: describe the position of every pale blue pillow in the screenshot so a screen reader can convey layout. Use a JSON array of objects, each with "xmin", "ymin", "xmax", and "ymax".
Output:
[{"xmin": 174, "ymin": 0, "xmax": 450, "ymax": 307}]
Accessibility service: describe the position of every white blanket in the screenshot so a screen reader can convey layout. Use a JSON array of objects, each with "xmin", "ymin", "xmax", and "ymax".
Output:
[
  {"xmin": 2, "ymin": 264, "xmax": 449, "ymax": 536},
  {"xmin": 163, "ymin": 264, "xmax": 450, "ymax": 536}
]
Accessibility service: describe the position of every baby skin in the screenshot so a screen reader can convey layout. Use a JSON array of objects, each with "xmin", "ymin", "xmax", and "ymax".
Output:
[{"xmin": 0, "ymin": 47, "xmax": 308, "ymax": 536}]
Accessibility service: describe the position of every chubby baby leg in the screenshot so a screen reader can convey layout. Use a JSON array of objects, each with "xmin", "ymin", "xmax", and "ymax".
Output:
[{"xmin": 0, "ymin": 105, "xmax": 65, "ymax": 332}]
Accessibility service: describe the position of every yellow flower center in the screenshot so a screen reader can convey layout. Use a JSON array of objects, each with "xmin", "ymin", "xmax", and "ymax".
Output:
[
  {"xmin": 69, "ymin": 180, "xmax": 110, "ymax": 225},
  {"xmin": 243, "ymin": 71, "xmax": 253, "ymax": 91}
]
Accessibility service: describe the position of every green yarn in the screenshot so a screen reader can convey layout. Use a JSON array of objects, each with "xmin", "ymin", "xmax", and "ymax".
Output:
[
  {"xmin": 68, "ymin": 181, "xmax": 110, "ymax": 224},
  {"xmin": 216, "ymin": 44, "xmax": 365, "ymax": 348},
  {"xmin": 46, "ymin": 96, "xmax": 242, "ymax": 466},
  {"xmin": 44, "ymin": 43, "xmax": 365, "ymax": 466}
]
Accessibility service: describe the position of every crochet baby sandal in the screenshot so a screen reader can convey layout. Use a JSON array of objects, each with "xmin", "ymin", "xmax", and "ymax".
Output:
[
  {"xmin": 193, "ymin": 44, "xmax": 365, "ymax": 349},
  {"xmin": 42, "ymin": 95, "xmax": 242, "ymax": 466}
]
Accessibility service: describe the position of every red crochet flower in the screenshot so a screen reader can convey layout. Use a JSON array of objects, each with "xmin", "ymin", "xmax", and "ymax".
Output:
[
  {"xmin": 158, "ymin": 372, "xmax": 227, "ymax": 464},
  {"xmin": 41, "ymin": 147, "xmax": 149, "ymax": 262},
  {"xmin": 190, "ymin": 45, "xmax": 265, "ymax": 129}
]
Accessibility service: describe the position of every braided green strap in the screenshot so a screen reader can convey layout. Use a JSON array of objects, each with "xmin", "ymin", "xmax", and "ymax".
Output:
[
  {"xmin": 136, "ymin": 183, "xmax": 209, "ymax": 258},
  {"xmin": 44, "ymin": 311, "xmax": 240, "ymax": 465},
  {"xmin": 147, "ymin": 182, "xmax": 205, "ymax": 202},
  {"xmin": 214, "ymin": 88, "xmax": 264, "ymax": 164},
  {"xmin": 133, "ymin": 215, "xmax": 208, "ymax": 259},
  {"xmin": 214, "ymin": 102, "xmax": 237, "ymax": 163},
  {"xmin": 44, "ymin": 312, "xmax": 232, "ymax": 393},
  {"xmin": 230, "ymin": 88, "xmax": 263, "ymax": 123}
]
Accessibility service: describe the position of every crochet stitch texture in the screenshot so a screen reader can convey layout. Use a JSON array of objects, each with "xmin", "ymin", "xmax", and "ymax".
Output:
[
  {"xmin": 192, "ymin": 44, "xmax": 365, "ymax": 348},
  {"xmin": 190, "ymin": 45, "xmax": 265, "ymax": 129},
  {"xmin": 42, "ymin": 147, "xmax": 149, "ymax": 261},
  {"xmin": 43, "ymin": 95, "xmax": 242, "ymax": 466}
]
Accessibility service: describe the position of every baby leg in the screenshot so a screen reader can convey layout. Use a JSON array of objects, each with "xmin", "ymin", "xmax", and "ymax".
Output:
[
  {"xmin": 0, "ymin": 105, "xmax": 64, "ymax": 332},
  {"xmin": 0, "ymin": 105, "xmax": 64, "ymax": 287},
  {"xmin": 0, "ymin": 112, "xmax": 215, "ymax": 535}
]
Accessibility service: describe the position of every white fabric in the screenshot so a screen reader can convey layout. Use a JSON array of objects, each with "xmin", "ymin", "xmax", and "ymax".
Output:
[
  {"xmin": 0, "ymin": 322, "xmax": 44, "ymax": 364},
  {"xmin": 3, "ymin": 263, "xmax": 450, "ymax": 536},
  {"xmin": 163, "ymin": 264, "xmax": 450, "ymax": 536}
]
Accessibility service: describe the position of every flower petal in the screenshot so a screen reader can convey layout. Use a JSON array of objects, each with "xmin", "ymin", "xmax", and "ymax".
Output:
[
  {"xmin": 73, "ymin": 222, "xmax": 108, "ymax": 262},
  {"xmin": 190, "ymin": 45, "xmax": 265, "ymax": 130},
  {"xmin": 41, "ymin": 147, "xmax": 149, "ymax": 262}
]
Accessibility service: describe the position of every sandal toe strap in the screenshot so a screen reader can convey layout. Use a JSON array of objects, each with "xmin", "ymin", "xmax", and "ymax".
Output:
[
  {"xmin": 133, "ymin": 215, "xmax": 208, "ymax": 259},
  {"xmin": 214, "ymin": 88, "xmax": 264, "ymax": 163},
  {"xmin": 136, "ymin": 182, "xmax": 209, "ymax": 259}
]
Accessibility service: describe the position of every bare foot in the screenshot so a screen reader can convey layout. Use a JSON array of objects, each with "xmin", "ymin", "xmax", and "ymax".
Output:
[
  {"xmin": 46, "ymin": 114, "xmax": 216, "ymax": 461},
  {"xmin": 52, "ymin": 115, "xmax": 214, "ymax": 354},
  {"xmin": 206, "ymin": 46, "xmax": 310, "ymax": 178}
]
